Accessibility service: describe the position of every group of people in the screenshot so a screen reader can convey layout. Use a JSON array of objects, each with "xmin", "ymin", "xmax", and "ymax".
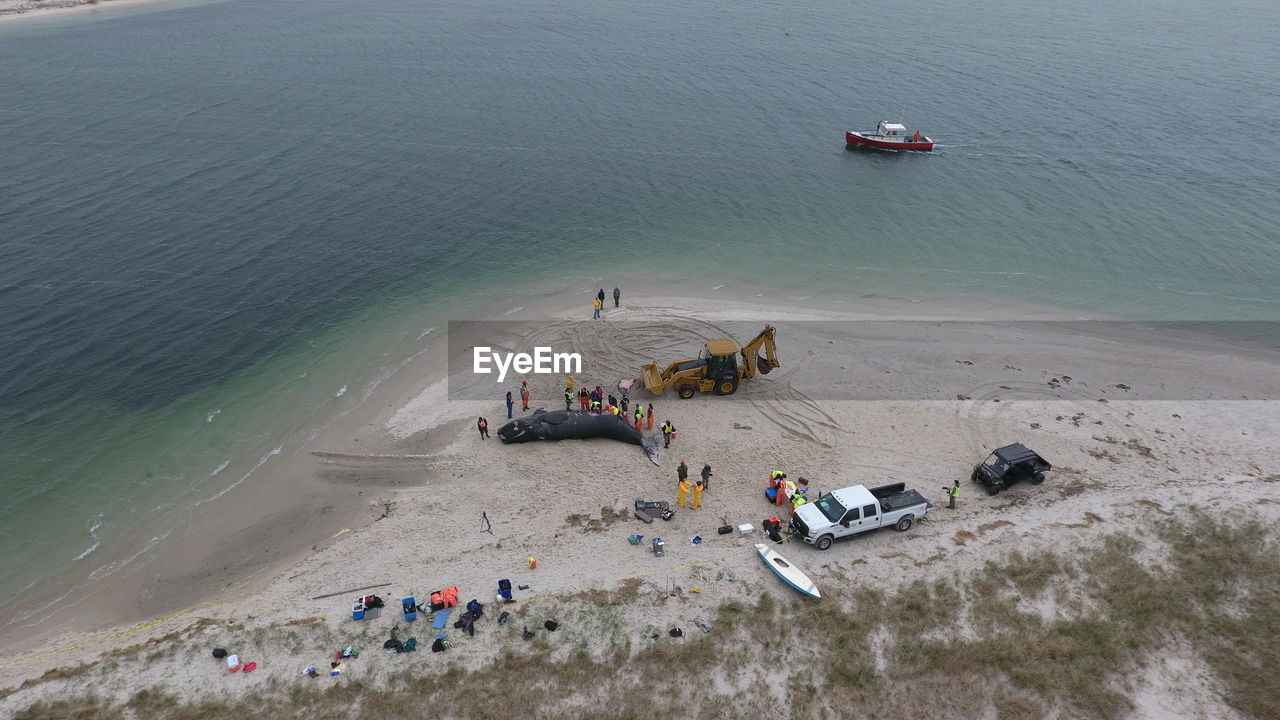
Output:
[
  {"xmin": 592, "ymin": 287, "xmax": 622, "ymax": 319},
  {"xmin": 566, "ymin": 377, "xmax": 662, "ymax": 433},
  {"xmin": 675, "ymin": 461, "xmax": 713, "ymax": 509},
  {"xmin": 768, "ymin": 471, "xmax": 810, "ymax": 514},
  {"xmin": 502, "ymin": 380, "xmax": 532, "ymax": 419},
  {"xmin": 481, "ymin": 375, "xmax": 676, "ymax": 446}
]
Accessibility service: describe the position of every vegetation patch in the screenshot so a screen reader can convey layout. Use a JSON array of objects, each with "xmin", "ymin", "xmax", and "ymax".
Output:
[{"xmin": 11, "ymin": 510, "xmax": 1280, "ymax": 720}]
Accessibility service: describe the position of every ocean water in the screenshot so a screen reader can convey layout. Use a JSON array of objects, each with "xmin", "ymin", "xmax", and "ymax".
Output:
[{"xmin": 1, "ymin": 0, "xmax": 1278, "ymax": 627}]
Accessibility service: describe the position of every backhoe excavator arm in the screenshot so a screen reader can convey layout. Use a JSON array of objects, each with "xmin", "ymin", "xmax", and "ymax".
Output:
[{"xmin": 740, "ymin": 325, "xmax": 780, "ymax": 379}]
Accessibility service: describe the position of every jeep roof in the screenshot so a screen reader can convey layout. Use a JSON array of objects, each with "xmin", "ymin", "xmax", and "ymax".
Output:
[{"xmin": 992, "ymin": 443, "xmax": 1042, "ymax": 464}]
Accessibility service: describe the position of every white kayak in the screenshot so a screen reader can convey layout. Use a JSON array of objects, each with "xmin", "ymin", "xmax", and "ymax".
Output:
[{"xmin": 755, "ymin": 543, "xmax": 820, "ymax": 599}]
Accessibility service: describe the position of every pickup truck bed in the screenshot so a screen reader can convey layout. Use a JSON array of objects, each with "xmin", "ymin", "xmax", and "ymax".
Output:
[{"xmin": 880, "ymin": 489, "xmax": 929, "ymax": 512}]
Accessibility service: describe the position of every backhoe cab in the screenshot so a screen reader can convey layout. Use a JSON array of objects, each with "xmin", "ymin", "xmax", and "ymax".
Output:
[{"xmin": 641, "ymin": 326, "xmax": 780, "ymax": 399}]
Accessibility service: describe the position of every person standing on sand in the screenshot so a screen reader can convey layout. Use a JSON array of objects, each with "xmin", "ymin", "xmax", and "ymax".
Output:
[
  {"xmin": 661, "ymin": 419, "xmax": 676, "ymax": 449},
  {"xmin": 597, "ymin": 288, "xmax": 606, "ymax": 307},
  {"xmin": 593, "ymin": 297, "xmax": 602, "ymax": 319},
  {"xmin": 579, "ymin": 388, "xmax": 590, "ymax": 411},
  {"xmin": 621, "ymin": 390, "xmax": 629, "ymax": 414},
  {"xmin": 613, "ymin": 287, "xmax": 620, "ymax": 307},
  {"xmin": 567, "ymin": 375, "xmax": 575, "ymax": 392},
  {"xmin": 564, "ymin": 387, "xmax": 573, "ymax": 411},
  {"xmin": 701, "ymin": 463, "xmax": 712, "ymax": 490},
  {"xmin": 477, "ymin": 417, "xmax": 489, "ymax": 439},
  {"xmin": 946, "ymin": 479, "xmax": 959, "ymax": 509},
  {"xmin": 770, "ymin": 471, "xmax": 788, "ymax": 505},
  {"xmin": 505, "ymin": 391, "xmax": 515, "ymax": 419},
  {"xmin": 691, "ymin": 480, "xmax": 704, "ymax": 509},
  {"xmin": 790, "ymin": 480, "xmax": 809, "ymax": 515},
  {"xmin": 520, "ymin": 381, "xmax": 530, "ymax": 412},
  {"xmin": 677, "ymin": 461, "xmax": 688, "ymax": 484},
  {"xmin": 608, "ymin": 393, "xmax": 617, "ymax": 409},
  {"xmin": 634, "ymin": 404, "xmax": 644, "ymax": 431},
  {"xmin": 646, "ymin": 404, "xmax": 655, "ymax": 430},
  {"xmin": 677, "ymin": 476, "xmax": 693, "ymax": 508}
]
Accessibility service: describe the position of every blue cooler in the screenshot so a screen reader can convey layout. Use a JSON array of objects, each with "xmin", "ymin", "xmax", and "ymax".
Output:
[
  {"xmin": 352, "ymin": 600, "xmax": 366, "ymax": 621},
  {"xmin": 402, "ymin": 597, "xmax": 417, "ymax": 622}
]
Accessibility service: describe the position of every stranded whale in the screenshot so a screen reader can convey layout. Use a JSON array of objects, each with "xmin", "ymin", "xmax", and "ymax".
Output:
[{"xmin": 498, "ymin": 408, "xmax": 659, "ymax": 462}]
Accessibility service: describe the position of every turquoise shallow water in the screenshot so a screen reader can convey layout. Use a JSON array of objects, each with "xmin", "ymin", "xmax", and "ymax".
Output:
[{"xmin": 0, "ymin": 0, "xmax": 1278, "ymax": 620}]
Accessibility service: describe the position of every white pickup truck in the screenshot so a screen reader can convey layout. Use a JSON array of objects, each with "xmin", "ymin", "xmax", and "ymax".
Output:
[{"xmin": 790, "ymin": 482, "xmax": 931, "ymax": 550}]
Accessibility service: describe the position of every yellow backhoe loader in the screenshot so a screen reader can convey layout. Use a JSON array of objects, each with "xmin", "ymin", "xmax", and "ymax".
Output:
[{"xmin": 641, "ymin": 325, "xmax": 780, "ymax": 398}]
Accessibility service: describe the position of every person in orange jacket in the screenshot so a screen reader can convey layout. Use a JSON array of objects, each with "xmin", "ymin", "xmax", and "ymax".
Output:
[
  {"xmin": 769, "ymin": 471, "xmax": 787, "ymax": 505},
  {"xmin": 646, "ymin": 404, "xmax": 654, "ymax": 430},
  {"xmin": 520, "ymin": 381, "xmax": 530, "ymax": 412},
  {"xmin": 634, "ymin": 404, "xmax": 644, "ymax": 431},
  {"xmin": 579, "ymin": 388, "xmax": 590, "ymax": 411}
]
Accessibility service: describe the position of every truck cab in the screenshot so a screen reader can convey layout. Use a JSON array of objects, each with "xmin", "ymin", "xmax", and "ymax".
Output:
[{"xmin": 791, "ymin": 482, "xmax": 930, "ymax": 551}]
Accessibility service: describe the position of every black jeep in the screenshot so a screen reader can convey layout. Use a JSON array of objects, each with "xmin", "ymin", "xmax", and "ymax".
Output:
[{"xmin": 970, "ymin": 443, "xmax": 1051, "ymax": 495}]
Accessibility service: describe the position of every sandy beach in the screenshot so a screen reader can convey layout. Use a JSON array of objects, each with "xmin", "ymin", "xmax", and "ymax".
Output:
[
  {"xmin": 0, "ymin": 0, "xmax": 187, "ymax": 22},
  {"xmin": 2, "ymin": 287, "xmax": 1278, "ymax": 717}
]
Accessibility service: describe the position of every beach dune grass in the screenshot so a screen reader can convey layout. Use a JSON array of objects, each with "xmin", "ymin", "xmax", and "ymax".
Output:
[{"xmin": 11, "ymin": 510, "xmax": 1280, "ymax": 720}]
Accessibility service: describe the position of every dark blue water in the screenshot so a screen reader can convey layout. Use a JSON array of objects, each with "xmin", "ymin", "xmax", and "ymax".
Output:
[{"xmin": 1, "ymin": 0, "xmax": 1278, "ymax": 625}]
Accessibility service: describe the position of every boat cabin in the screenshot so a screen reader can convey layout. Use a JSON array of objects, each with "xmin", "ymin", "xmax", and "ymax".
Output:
[{"xmin": 877, "ymin": 121, "xmax": 908, "ymax": 137}]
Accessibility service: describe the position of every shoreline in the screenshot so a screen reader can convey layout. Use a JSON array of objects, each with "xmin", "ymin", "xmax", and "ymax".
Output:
[
  {"xmin": 3, "ymin": 279, "xmax": 1279, "ymax": 679},
  {"xmin": 0, "ymin": 0, "xmax": 208, "ymax": 25}
]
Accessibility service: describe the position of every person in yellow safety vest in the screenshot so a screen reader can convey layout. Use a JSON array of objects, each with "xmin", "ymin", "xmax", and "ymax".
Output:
[
  {"xmin": 677, "ymin": 478, "xmax": 694, "ymax": 507},
  {"xmin": 948, "ymin": 479, "xmax": 959, "ymax": 509},
  {"xmin": 690, "ymin": 480, "xmax": 704, "ymax": 509},
  {"xmin": 769, "ymin": 471, "xmax": 787, "ymax": 505},
  {"xmin": 564, "ymin": 387, "xmax": 573, "ymax": 411},
  {"xmin": 609, "ymin": 405, "xmax": 620, "ymax": 416},
  {"xmin": 790, "ymin": 488, "xmax": 808, "ymax": 515},
  {"xmin": 590, "ymin": 399, "xmax": 602, "ymax": 414},
  {"xmin": 661, "ymin": 420, "xmax": 676, "ymax": 448},
  {"xmin": 634, "ymin": 404, "xmax": 644, "ymax": 431}
]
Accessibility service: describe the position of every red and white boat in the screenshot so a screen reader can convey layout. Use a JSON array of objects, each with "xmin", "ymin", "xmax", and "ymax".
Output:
[{"xmin": 845, "ymin": 121, "xmax": 933, "ymax": 151}]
